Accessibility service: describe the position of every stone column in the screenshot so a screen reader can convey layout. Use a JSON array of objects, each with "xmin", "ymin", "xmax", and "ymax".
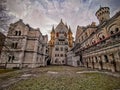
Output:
[
  {"xmin": 115, "ymin": 52, "xmax": 120, "ymax": 71},
  {"xmin": 98, "ymin": 56, "xmax": 103, "ymax": 70},
  {"xmin": 92, "ymin": 57, "xmax": 95, "ymax": 69},
  {"xmin": 109, "ymin": 54, "xmax": 116, "ymax": 72}
]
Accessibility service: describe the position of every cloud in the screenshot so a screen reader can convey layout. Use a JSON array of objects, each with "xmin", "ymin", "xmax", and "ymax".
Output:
[{"xmin": 6, "ymin": 0, "xmax": 120, "ymax": 40}]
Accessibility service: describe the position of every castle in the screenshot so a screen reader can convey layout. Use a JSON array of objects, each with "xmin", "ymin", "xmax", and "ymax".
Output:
[
  {"xmin": 0, "ymin": 6, "xmax": 120, "ymax": 72},
  {"xmin": 48, "ymin": 19, "xmax": 74, "ymax": 65},
  {"xmin": 69, "ymin": 6, "xmax": 120, "ymax": 72},
  {"xmin": 0, "ymin": 20, "xmax": 48, "ymax": 68}
]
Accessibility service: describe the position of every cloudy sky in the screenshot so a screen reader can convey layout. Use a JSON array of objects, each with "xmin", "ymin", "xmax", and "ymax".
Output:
[{"xmin": 6, "ymin": 0, "xmax": 120, "ymax": 40}]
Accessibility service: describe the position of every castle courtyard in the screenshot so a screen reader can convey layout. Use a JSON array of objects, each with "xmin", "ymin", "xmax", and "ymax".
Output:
[{"xmin": 0, "ymin": 66, "xmax": 120, "ymax": 90}]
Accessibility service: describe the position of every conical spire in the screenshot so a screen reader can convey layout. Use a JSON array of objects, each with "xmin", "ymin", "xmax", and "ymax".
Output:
[
  {"xmin": 68, "ymin": 26, "xmax": 72, "ymax": 34},
  {"xmin": 68, "ymin": 26, "xmax": 71, "ymax": 32},
  {"xmin": 60, "ymin": 19, "xmax": 63, "ymax": 23},
  {"xmin": 51, "ymin": 25, "xmax": 55, "ymax": 33},
  {"xmin": 59, "ymin": 18, "xmax": 64, "ymax": 25}
]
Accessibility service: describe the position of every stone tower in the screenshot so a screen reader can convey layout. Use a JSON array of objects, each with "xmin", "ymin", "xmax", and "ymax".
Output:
[{"xmin": 95, "ymin": 6, "xmax": 110, "ymax": 23}]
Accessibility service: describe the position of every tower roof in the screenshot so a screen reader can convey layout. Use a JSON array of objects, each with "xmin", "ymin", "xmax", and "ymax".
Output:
[
  {"xmin": 51, "ymin": 25, "xmax": 55, "ymax": 33},
  {"xmin": 68, "ymin": 26, "xmax": 72, "ymax": 33},
  {"xmin": 95, "ymin": 6, "xmax": 110, "ymax": 16}
]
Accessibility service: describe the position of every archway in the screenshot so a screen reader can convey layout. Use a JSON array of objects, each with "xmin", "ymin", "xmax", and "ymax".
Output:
[{"xmin": 47, "ymin": 59, "xmax": 51, "ymax": 65}]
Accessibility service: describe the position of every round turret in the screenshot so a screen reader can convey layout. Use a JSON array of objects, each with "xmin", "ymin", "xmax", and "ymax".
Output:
[{"xmin": 95, "ymin": 6, "xmax": 110, "ymax": 24}]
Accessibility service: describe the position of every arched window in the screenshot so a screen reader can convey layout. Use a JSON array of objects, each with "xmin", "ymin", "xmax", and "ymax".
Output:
[
  {"xmin": 110, "ymin": 31, "xmax": 114, "ymax": 35},
  {"xmin": 15, "ymin": 31, "xmax": 21, "ymax": 36},
  {"xmin": 18, "ymin": 31, "xmax": 21, "ymax": 36},
  {"xmin": 8, "ymin": 56, "xmax": 12, "ymax": 62},
  {"xmin": 102, "ymin": 35, "xmax": 105, "ymax": 39},
  {"xmin": 95, "ymin": 57, "xmax": 98, "ymax": 63},
  {"xmin": 55, "ymin": 58, "xmax": 58, "ymax": 63},
  {"xmin": 61, "ymin": 54, "xmax": 63, "ymax": 57},
  {"xmin": 55, "ymin": 47, "xmax": 59, "ymax": 51},
  {"xmin": 65, "ymin": 47, "xmax": 68, "ymax": 52},
  {"xmin": 99, "ymin": 38, "xmax": 102, "ymax": 40},
  {"xmin": 8, "ymin": 55, "xmax": 15, "ymax": 62},
  {"xmin": 11, "ymin": 42, "xmax": 18, "ymax": 49},
  {"xmin": 15, "ymin": 31, "xmax": 18, "ymax": 36},
  {"xmin": 115, "ymin": 28, "xmax": 119, "ymax": 32},
  {"xmin": 104, "ymin": 55, "xmax": 109, "ymax": 63}
]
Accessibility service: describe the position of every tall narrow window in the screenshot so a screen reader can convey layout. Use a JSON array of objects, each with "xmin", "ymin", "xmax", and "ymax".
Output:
[
  {"xmin": 18, "ymin": 31, "xmax": 21, "ymax": 36},
  {"xmin": 8, "ymin": 56, "xmax": 11, "ymax": 62},
  {"xmin": 15, "ymin": 31, "xmax": 18, "ymax": 36},
  {"xmin": 104, "ymin": 55, "xmax": 109, "ymax": 63},
  {"xmin": 61, "ymin": 47, "xmax": 63, "ymax": 51},
  {"xmin": 14, "ymin": 43, "xmax": 18, "ymax": 48},
  {"xmin": 11, "ymin": 42, "xmax": 18, "ymax": 49}
]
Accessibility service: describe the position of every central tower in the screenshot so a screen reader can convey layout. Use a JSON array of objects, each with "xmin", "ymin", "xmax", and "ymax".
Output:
[{"xmin": 49, "ymin": 19, "xmax": 73, "ymax": 65}]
